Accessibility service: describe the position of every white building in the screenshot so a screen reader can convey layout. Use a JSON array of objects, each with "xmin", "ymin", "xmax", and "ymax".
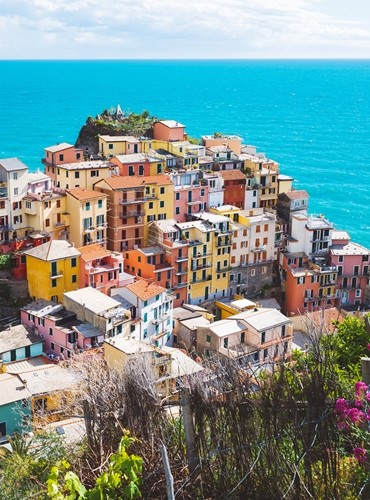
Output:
[{"xmin": 111, "ymin": 279, "xmax": 174, "ymax": 348}]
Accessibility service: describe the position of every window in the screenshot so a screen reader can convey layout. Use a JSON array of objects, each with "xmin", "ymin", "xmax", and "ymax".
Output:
[
  {"xmin": 45, "ymin": 218, "xmax": 50, "ymax": 227},
  {"xmin": 149, "ymin": 202, "xmax": 154, "ymax": 209},
  {"xmin": 282, "ymin": 325, "xmax": 286, "ymax": 337},
  {"xmin": 49, "ymin": 328, "xmax": 53, "ymax": 336},
  {"xmin": 144, "ymin": 313, "xmax": 148, "ymax": 322},
  {"xmin": 175, "ymin": 207, "xmax": 180, "ymax": 215},
  {"xmin": 51, "ymin": 342, "xmax": 55, "ymax": 351},
  {"xmin": 51, "ymin": 295, "xmax": 58, "ymax": 303},
  {"xmin": 256, "ymin": 225, "xmax": 260, "ymax": 233},
  {"xmin": 206, "ymin": 334, "xmax": 211, "ymax": 343},
  {"xmin": 160, "ymin": 201, "xmax": 164, "ymax": 208},
  {"xmin": 223, "ymin": 338, "xmax": 228, "ymax": 348},
  {"xmin": 72, "ymin": 274, "xmax": 77, "ymax": 283},
  {"xmin": 355, "ymin": 289, "xmax": 362, "ymax": 298},
  {"xmin": 13, "ymin": 172, "xmax": 18, "ymax": 180},
  {"xmin": 51, "ymin": 279, "xmax": 57, "ymax": 288},
  {"xmin": 85, "ymin": 202, "xmax": 90, "ymax": 211},
  {"xmin": 108, "ymin": 143, "xmax": 113, "ymax": 150},
  {"xmin": 264, "ymin": 348, "xmax": 268, "ymax": 359},
  {"xmin": 59, "ymin": 154, "xmax": 64, "ymax": 161},
  {"xmin": 160, "ymin": 187, "xmax": 165, "ymax": 194},
  {"xmin": 128, "ymin": 166, "xmax": 134, "ymax": 176},
  {"xmin": 91, "ymin": 170, "xmax": 99, "ymax": 177},
  {"xmin": 74, "ymin": 171, "xmax": 80, "ymax": 179},
  {"xmin": 14, "ymin": 187, "xmax": 18, "ymax": 195},
  {"xmin": 71, "ymin": 257, "xmax": 77, "ymax": 267},
  {"xmin": 157, "ymin": 164, "xmax": 162, "ymax": 174},
  {"xmin": 262, "ymin": 266, "xmax": 267, "ymax": 274},
  {"xmin": 138, "ymin": 165, "xmax": 144, "ymax": 176},
  {"xmin": 144, "ymin": 300, "xmax": 148, "ymax": 307},
  {"xmin": 175, "ymin": 192, "xmax": 180, "ymax": 201},
  {"xmin": 261, "ymin": 331, "xmax": 266, "ymax": 343},
  {"xmin": 338, "ymin": 255, "xmax": 344, "ymax": 263}
]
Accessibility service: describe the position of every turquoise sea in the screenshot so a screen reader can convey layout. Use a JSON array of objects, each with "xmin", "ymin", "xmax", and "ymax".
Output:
[{"xmin": 0, "ymin": 60, "xmax": 369, "ymax": 246}]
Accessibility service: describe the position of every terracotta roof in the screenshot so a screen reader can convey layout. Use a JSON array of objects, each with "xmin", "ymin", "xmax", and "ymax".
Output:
[
  {"xmin": 77, "ymin": 243, "xmax": 111, "ymax": 261},
  {"xmin": 67, "ymin": 187, "xmax": 107, "ymax": 201},
  {"xmin": 99, "ymin": 175, "xmax": 173, "ymax": 189},
  {"xmin": 282, "ymin": 190, "xmax": 309, "ymax": 200},
  {"xmin": 218, "ymin": 170, "xmax": 246, "ymax": 181},
  {"xmin": 125, "ymin": 279, "xmax": 166, "ymax": 301}
]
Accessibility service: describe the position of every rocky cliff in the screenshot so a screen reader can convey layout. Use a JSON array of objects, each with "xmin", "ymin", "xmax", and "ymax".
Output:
[{"xmin": 75, "ymin": 106, "xmax": 157, "ymax": 156}]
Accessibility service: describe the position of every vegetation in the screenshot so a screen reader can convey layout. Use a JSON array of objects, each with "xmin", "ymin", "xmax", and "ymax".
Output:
[
  {"xmin": 1, "ymin": 315, "xmax": 370, "ymax": 498},
  {"xmin": 0, "ymin": 253, "xmax": 11, "ymax": 270}
]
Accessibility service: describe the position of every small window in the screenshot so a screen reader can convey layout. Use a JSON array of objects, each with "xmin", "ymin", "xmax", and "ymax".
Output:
[
  {"xmin": 74, "ymin": 171, "xmax": 80, "ymax": 179},
  {"xmin": 59, "ymin": 154, "xmax": 64, "ymax": 161},
  {"xmin": 108, "ymin": 143, "xmax": 113, "ymax": 150},
  {"xmin": 49, "ymin": 328, "xmax": 53, "ymax": 336},
  {"xmin": 72, "ymin": 274, "xmax": 77, "ymax": 283},
  {"xmin": 98, "ymin": 199, "xmax": 103, "ymax": 208},
  {"xmin": 51, "ymin": 279, "xmax": 57, "ymax": 288},
  {"xmin": 206, "ymin": 334, "xmax": 211, "ymax": 343},
  {"xmin": 71, "ymin": 257, "xmax": 77, "ymax": 267},
  {"xmin": 85, "ymin": 202, "xmax": 90, "ymax": 211},
  {"xmin": 223, "ymin": 338, "xmax": 228, "ymax": 348},
  {"xmin": 160, "ymin": 187, "xmax": 165, "ymax": 194}
]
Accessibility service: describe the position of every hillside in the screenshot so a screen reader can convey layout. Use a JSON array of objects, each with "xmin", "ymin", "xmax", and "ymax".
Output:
[{"xmin": 75, "ymin": 106, "xmax": 157, "ymax": 156}]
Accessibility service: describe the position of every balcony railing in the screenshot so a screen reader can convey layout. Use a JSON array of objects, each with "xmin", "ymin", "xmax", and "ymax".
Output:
[
  {"xmin": 190, "ymin": 275, "xmax": 212, "ymax": 284},
  {"xmin": 120, "ymin": 198, "xmax": 145, "ymax": 205}
]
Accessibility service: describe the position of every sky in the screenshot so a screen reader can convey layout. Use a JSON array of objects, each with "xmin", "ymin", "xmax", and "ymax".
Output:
[{"xmin": 1, "ymin": 0, "xmax": 370, "ymax": 59}]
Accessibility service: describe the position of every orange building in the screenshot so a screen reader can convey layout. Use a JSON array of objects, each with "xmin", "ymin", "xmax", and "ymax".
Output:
[
  {"xmin": 280, "ymin": 252, "xmax": 337, "ymax": 316},
  {"xmin": 124, "ymin": 246, "xmax": 174, "ymax": 290},
  {"xmin": 153, "ymin": 120, "xmax": 186, "ymax": 142},
  {"xmin": 78, "ymin": 243, "xmax": 124, "ymax": 294}
]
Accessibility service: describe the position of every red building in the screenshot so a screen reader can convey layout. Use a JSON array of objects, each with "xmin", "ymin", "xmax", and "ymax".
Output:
[{"xmin": 218, "ymin": 170, "xmax": 246, "ymax": 209}]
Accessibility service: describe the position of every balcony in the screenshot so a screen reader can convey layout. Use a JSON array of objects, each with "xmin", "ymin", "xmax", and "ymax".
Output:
[
  {"xmin": 121, "ymin": 210, "xmax": 145, "ymax": 218},
  {"xmin": 190, "ymin": 275, "xmax": 212, "ymax": 284},
  {"xmin": 191, "ymin": 263, "xmax": 212, "ymax": 271},
  {"xmin": 188, "ymin": 239, "xmax": 202, "ymax": 247},
  {"xmin": 83, "ymin": 226, "xmax": 95, "ymax": 233},
  {"xmin": 96, "ymin": 221, "xmax": 108, "ymax": 229},
  {"xmin": 217, "ymin": 238, "xmax": 231, "ymax": 247},
  {"xmin": 120, "ymin": 198, "xmax": 145, "ymax": 205},
  {"xmin": 216, "ymin": 266, "xmax": 231, "ymax": 273},
  {"xmin": 191, "ymin": 251, "xmax": 212, "ymax": 258},
  {"xmin": 251, "ymin": 246, "xmax": 266, "ymax": 253},
  {"xmin": 50, "ymin": 270, "xmax": 63, "ymax": 278},
  {"xmin": 152, "ymin": 314, "xmax": 168, "ymax": 325},
  {"xmin": 54, "ymin": 220, "xmax": 66, "ymax": 228},
  {"xmin": 175, "ymin": 255, "xmax": 188, "ymax": 263},
  {"xmin": 86, "ymin": 263, "xmax": 120, "ymax": 274},
  {"xmin": 176, "ymin": 282, "xmax": 188, "ymax": 288}
]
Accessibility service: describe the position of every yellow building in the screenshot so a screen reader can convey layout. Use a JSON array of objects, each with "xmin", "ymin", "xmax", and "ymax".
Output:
[
  {"xmin": 52, "ymin": 160, "xmax": 114, "ymax": 191},
  {"xmin": 24, "ymin": 240, "xmax": 81, "ymax": 303},
  {"xmin": 98, "ymin": 135, "xmax": 141, "ymax": 158},
  {"xmin": 66, "ymin": 188, "xmax": 108, "ymax": 248},
  {"xmin": 24, "ymin": 191, "xmax": 69, "ymax": 240},
  {"xmin": 143, "ymin": 176, "xmax": 174, "ymax": 244}
]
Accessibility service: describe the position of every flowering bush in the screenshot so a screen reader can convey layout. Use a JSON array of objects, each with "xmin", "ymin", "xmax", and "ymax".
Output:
[{"xmin": 336, "ymin": 381, "xmax": 370, "ymax": 464}]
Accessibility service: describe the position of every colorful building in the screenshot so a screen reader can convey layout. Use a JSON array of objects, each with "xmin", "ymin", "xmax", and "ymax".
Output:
[
  {"xmin": 24, "ymin": 240, "xmax": 81, "ymax": 303},
  {"xmin": 202, "ymin": 134, "xmax": 243, "ymax": 154},
  {"xmin": 153, "ymin": 120, "xmax": 186, "ymax": 142},
  {"xmin": 330, "ymin": 231, "xmax": 370, "ymax": 308},
  {"xmin": 124, "ymin": 246, "xmax": 174, "ymax": 290},
  {"xmin": 78, "ymin": 243, "xmax": 124, "ymax": 294},
  {"xmin": 171, "ymin": 169, "xmax": 208, "ymax": 222},
  {"xmin": 217, "ymin": 170, "xmax": 247, "ymax": 209},
  {"xmin": 110, "ymin": 153, "xmax": 161, "ymax": 177},
  {"xmin": 66, "ymin": 188, "xmax": 108, "ymax": 247},
  {"xmin": 98, "ymin": 135, "xmax": 141, "ymax": 158},
  {"xmin": 111, "ymin": 279, "xmax": 174, "ymax": 347}
]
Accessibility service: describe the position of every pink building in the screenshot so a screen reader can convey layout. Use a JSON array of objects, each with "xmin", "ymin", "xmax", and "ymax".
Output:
[
  {"xmin": 153, "ymin": 120, "xmax": 186, "ymax": 142},
  {"xmin": 77, "ymin": 243, "xmax": 124, "ymax": 294},
  {"xmin": 42, "ymin": 143, "xmax": 84, "ymax": 181},
  {"xmin": 21, "ymin": 299, "xmax": 104, "ymax": 359},
  {"xmin": 330, "ymin": 231, "xmax": 370, "ymax": 307},
  {"xmin": 171, "ymin": 170, "xmax": 209, "ymax": 222}
]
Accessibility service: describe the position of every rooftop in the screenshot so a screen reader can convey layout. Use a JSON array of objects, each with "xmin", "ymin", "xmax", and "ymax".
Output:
[
  {"xmin": 331, "ymin": 241, "xmax": 370, "ymax": 256},
  {"xmin": 24, "ymin": 240, "xmax": 81, "ymax": 261},
  {"xmin": 0, "ymin": 324, "xmax": 43, "ymax": 354},
  {"xmin": 105, "ymin": 336, "xmax": 154, "ymax": 355},
  {"xmin": 99, "ymin": 135, "xmax": 140, "ymax": 143},
  {"xmin": 57, "ymin": 160, "xmax": 112, "ymax": 171},
  {"xmin": 125, "ymin": 279, "xmax": 167, "ymax": 301},
  {"xmin": 67, "ymin": 187, "xmax": 107, "ymax": 201},
  {"xmin": 230, "ymin": 308, "xmax": 291, "ymax": 331},
  {"xmin": 63, "ymin": 287, "xmax": 123, "ymax": 315},
  {"xmin": 157, "ymin": 120, "xmax": 185, "ymax": 128},
  {"xmin": 44, "ymin": 142, "xmax": 74, "ymax": 153},
  {"xmin": 281, "ymin": 190, "xmax": 309, "ymax": 200},
  {"xmin": 99, "ymin": 174, "xmax": 172, "ymax": 189},
  {"xmin": 114, "ymin": 153, "xmax": 159, "ymax": 163},
  {"xmin": 0, "ymin": 157, "xmax": 28, "ymax": 172},
  {"xmin": 78, "ymin": 243, "xmax": 112, "ymax": 262},
  {"xmin": 22, "ymin": 299, "xmax": 63, "ymax": 318},
  {"xmin": 218, "ymin": 170, "xmax": 247, "ymax": 181}
]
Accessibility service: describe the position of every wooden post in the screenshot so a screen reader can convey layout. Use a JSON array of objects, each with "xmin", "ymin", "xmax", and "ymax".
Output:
[
  {"xmin": 181, "ymin": 387, "xmax": 199, "ymax": 475},
  {"xmin": 160, "ymin": 441, "xmax": 175, "ymax": 500},
  {"xmin": 361, "ymin": 357, "xmax": 370, "ymax": 385}
]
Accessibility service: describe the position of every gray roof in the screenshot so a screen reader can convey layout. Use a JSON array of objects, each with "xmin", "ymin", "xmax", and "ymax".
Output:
[
  {"xmin": 0, "ymin": 157, "xmax": 28, "ymax": 172},
  {"xmin": 0, "ymin": 373, "xmax": 31, "ymax": 405},
  {"xmin": 24, "ymin": 240, "xmax": 81, "ymax": 261},
  {"xmin": 0, "ymin": 324, "xmax": 43, "ymax": 354},
  {"xmin": 63, "ymin": 287, "xmax": 123, "ymax": 315},
  {"xmin": 44, "ymin": 143, "xmax": 74, "ymax": 153},
  {"xmin": 73, "ymin": 323, "xmax": 102, "ymax": 339}
]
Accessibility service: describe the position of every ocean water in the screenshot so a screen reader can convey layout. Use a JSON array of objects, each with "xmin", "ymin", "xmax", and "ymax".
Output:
[{"xmin": 0, "ymin": 60, "xmax": 369, "ymax": 246}]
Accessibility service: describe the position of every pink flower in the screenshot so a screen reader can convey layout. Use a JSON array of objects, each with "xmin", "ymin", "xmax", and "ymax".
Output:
[
  {"xmin": 354, "ymin": 447, "xmax": 367, "ymax": 462},
  {"xmin": 335, "ymin": 398, "xmax": 349, "ymax": 414},
  {"xmin": 367, "ymin": 343, "xmax": 370, "ymax": 351},
  {"xmin": 346, "ymin": 407, "xmax": 366, "ymax": 425},
  {"xmin": 355, "ymin": 381, "xmax": 368, "ymax": 398}
]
